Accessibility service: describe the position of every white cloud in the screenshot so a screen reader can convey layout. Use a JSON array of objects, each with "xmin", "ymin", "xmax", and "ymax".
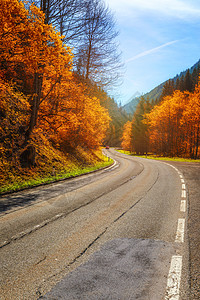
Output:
[
  {"xmin": 106, "ymin": 0, "xmax": 200, "ymax": 19},
  {"xmin": 125, "ymin": 40, "xmax": 180, "ymax": 63}
]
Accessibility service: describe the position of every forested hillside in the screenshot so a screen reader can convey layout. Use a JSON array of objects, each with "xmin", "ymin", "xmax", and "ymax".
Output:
[
  {"xmin": 0, "ymin": 0, "xmax": 126, "ymax": 192},
  {"xmin": 122, "ymin": 66, "xmax": 200, "ymax": 159},
  {"xmin": 123, "ymin": 59, "xmax": 200, "ymax": 114},
  {"xmin": 71, "ymin": 78, "xmax": 130, "ymax": 147}
]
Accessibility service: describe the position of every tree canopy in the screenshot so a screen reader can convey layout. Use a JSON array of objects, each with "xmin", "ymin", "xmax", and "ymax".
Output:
[
  {"xmin": 0, "ymin": 0, "xmax": 117, "ymax": 170},
  {"xmin": 121, "ymin": 78, "xmax": 200, "ymax": 159}
]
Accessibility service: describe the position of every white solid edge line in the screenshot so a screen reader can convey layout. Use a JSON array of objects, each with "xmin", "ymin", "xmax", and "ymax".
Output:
[
  {"xmin": 165, "ymin": 255, "xmax": 182, "ymax": 300},
  {"xmin": 180, "ymin": 200, "xmax": 186, "ymax": 212},
  {"xmin": 105, "ymin": 159, "xmax": 117, "ymax": 171},
  {"xmin": 175, "ymin": 218, "xmax": 185, "ymax": 243}
]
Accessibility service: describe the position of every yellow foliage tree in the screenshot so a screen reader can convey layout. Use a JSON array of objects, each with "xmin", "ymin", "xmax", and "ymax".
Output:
[
  {"xmin": 0, "ymin": 0, "xmax": 73, "ymax": 141},
  {"xmin": 121, "ymin": 121, "xmax": 132, "ymax": 151},
  {"xmin": 181, "ymin": 78, "xmax": 200, "ymax": 158},
  {"xmin": 1, "ymin": 0, "xmax": 111, "ymax": 171},
  {"xmin": 145, "ymin": 85, "xmax": 200, "ymax": 158},
  {"xmin": 39, "ymin": 79, "xmax": 110, "ymax": 151}
]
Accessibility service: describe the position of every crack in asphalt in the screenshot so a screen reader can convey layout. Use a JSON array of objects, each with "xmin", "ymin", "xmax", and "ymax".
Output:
[
  {"xmin": 35, "ymin": 256, "xmax": 47, "ymax": 266},
  {"xmin": 36, "ymin": 227, "xmax": 109, "ymax": 299},
  {"xmin": 1, "ymin": 152, "xmax": 160, "ymax": 300},
  {"xmin": 0, "ymin": 162, "xmax": 118, "ymax": 216},
  {"xmin": 35, "ymin": 164, "xmax": 160, "ymax": 298},
  {"xmin": 113, "ymin": 167, "xmax": 159, "ymax": 224},
  {"xmin": 0, "ymin": 159, "xmax": 144, "ymax": 249}
]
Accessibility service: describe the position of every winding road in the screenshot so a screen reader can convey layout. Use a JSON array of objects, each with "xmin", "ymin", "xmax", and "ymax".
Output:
[{"xmin": 0, "ymin": 149, "xmax": 199, "ymax": 299}]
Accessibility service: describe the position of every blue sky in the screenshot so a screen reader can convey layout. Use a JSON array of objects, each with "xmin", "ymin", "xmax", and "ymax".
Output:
[{"xmin": 105, "ymin": 0, "xmax": 200, "ymax": 105}]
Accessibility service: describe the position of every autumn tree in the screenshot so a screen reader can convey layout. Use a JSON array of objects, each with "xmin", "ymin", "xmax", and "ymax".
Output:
[
  {"xmin": 1, "ymin": 0, "xmax": 113, "ymax": 174},
  {"xmin": 71, "ymin": 74, "xmax": 129, "ymax": 147},
  {"xmin": 38, "ymin": 77, "xmax": 110, "ymax": 151},
  {"xmin": 130, "ymin": 98, "xmax": 152, "ymax": 155},
  {"xmin": 121, "ymin": 121, "xmax": 133, "ymax": 151},
  {"xmin": 149, "ymin": 91, "xmax": 189, "ymax": 156},
  {"xmin": 181, "ymin": 78, "xmax": 200, "ymax": 158},
  {"xmin": 0, "ymin": 0, "xmax": 73, "ymax": 144},
  {"xmin": 145, "ymin": 86, "xmax": 200, "ymax": 158}
]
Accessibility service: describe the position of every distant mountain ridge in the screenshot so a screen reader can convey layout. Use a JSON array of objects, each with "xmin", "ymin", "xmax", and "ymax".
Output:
[{"xmin": 123, "ymin": 59, "xmax": 200, "ymax": 114}]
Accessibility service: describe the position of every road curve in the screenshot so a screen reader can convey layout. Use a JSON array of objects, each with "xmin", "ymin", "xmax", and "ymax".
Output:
[{"xmin": 0, "ymin": 149, "xmax": 190, "ymax": 299}]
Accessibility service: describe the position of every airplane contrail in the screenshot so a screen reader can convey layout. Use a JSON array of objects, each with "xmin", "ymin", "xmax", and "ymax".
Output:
[{"xmin": 126, "ymin": 40, "xmax": 180, "ymax": 63}]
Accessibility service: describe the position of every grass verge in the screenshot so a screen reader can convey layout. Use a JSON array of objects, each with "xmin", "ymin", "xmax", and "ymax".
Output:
[
  {"xmin": 116, "ymin": 150, "xmax": 200, "ymax": 163},
  {"xmin": 0, "ymin": 145, "xmax": 113, "ymax": 195},
  {"xmin": 0, "ymin": 159, "xmax": 113, "ymax": 195}
]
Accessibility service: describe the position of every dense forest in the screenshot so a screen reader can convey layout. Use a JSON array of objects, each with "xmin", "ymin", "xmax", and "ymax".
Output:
[
  {"xmin": 0, "ymin": 0, "xmax": 128, "ymax": 191},
  {"xmin": 121, "ymin": 69, "xmax": 200, "ymax": 159}
]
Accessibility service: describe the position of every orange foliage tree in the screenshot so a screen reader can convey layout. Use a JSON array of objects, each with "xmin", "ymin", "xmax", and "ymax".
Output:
[
  {"xmin": 39, "ymin": 79, "xmax": 110, "ymax": 151},
  {"xmin": 121, "ymin": 121, "xmax": 133, "ymax": 151},
  {"xmin": 0, "ymin": 0, "xmax": 111, "ymax": 167},
  {"xmin": 0, "ymin": 0, "xmax": 73, "ymax": 141},
  {"xmin": 145, "ymin": 84, "xmax": 200, "ymax": 158},
  {"xmin": 145, "ymin": 90, "xmax": 189, "ymax": 156},
  {"xmin": 181, "ymin": 78, "xmax": 200, "ymax": 158}
]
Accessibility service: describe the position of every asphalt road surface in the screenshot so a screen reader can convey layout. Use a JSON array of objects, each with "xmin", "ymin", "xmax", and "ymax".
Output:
[
  {"xmin": 165, "ymin": 160, "xmax": 200, "ymax": 300},
  {"xmin": 0, "ymin": 149, "xmax": 199, "ymax": 299}
]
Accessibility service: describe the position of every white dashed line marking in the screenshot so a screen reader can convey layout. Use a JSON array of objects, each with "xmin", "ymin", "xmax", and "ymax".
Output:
[
  {"xmin": 165, "ymin": 255, "xmax": 182, "ymax": 300},
  {"xmin": 182, "ymin": 183, "xmax": 186, "ymax": 190},
  {"xmin": 175, "ymin": 218, "xmax": 185, "ymax": 243},
  {"xmin": 181, "ymin": 190, "xmax": 186, "ymax": 198},
  {"xmin": 163, "ymin": 163, "xmax": 186, "ymax": 299},
  {"xmin": 180, "ymin": 200, "xmax": 186, "ymax": 212}
]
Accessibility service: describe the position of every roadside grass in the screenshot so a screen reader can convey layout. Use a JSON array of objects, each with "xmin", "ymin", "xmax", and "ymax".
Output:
[
  {"xmin": 116, "ymin": 149, "xmax": 200, "ymax": 163},
  {"xmin": 0, "ymin": 159, "xmax": 112, "ymax": 195},
  {"xmin": 0, "ymin": 146, "xmax": 113, "ymax": 195},
  {"xmin": 0, "ymin": 160, "xmax": 112, "ymax": 195}
]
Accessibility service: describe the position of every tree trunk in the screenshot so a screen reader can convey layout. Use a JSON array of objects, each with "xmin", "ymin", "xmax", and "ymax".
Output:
[
  {"xmin": 86, "ymin": 40, "xmax": 92, "ymax": 80},
  {"xmin": 25, "ymin": 72, "xmax": 43, "ymax": 141}
]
